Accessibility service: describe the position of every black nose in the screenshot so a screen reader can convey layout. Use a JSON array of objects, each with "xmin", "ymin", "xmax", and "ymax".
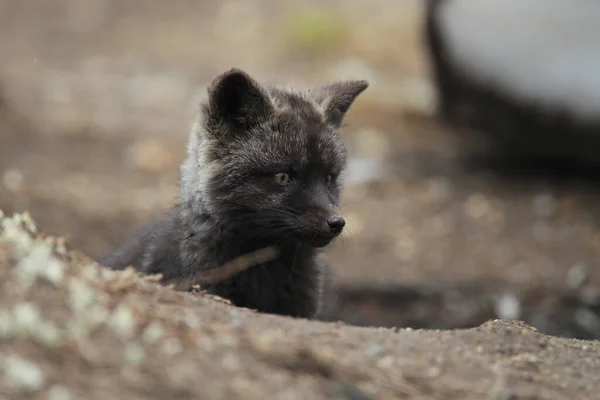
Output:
[{"xmin": 327, "ymin": 216, "xmax": 345, "ymax": 234}]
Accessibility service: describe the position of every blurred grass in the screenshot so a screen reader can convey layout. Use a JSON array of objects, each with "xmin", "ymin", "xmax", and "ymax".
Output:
[{"xmin": 283, "ymin": 7, "xmax": 350, "ymax": 54}]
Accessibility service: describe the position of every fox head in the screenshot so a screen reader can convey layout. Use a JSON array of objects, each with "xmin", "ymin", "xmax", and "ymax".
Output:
[{"xmin": 180, "ymin": 68, "xmax": 368, "ymax": 248}]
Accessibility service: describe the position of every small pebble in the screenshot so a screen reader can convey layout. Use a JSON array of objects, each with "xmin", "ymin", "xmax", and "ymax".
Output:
[
  {"xmin": 494, "ymin": 293, "xmax": 521, "ymax": 320},
  {"xmin": 566, "ymin": 264, "xmax": 588, "ymax": 290},
  {"xmin": 2, "ymin": 168, "xmax": 24, "ymax": 192}
]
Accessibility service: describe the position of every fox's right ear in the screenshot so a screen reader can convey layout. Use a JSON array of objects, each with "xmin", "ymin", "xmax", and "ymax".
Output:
[{"xmin": 205, "ymin": 68, "xmax": 274, "ymax": 137}]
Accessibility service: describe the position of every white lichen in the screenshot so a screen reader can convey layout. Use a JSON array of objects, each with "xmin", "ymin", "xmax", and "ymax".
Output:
[
  {"xmin": 141, "ymin": 320, "xmax": 165, "ymax": 344},
  {"xmin": 1, "ymin": 354, "xmax": 45, "ymax": 391},
  {"xmin": 0, "ymin": 215, "xmax": 34, "ymax": 262},
  {"xmin": 107, "ymin": 304, "xmax": 136, "ymax": 340},
  {"xmin": 34, "ymin": 321, "xmax": 62, "ymax": 348},
  {"xmin": 67, "ymin": 276, "xmax": 96, "ymax": 314},
  {"xmin": 19, "ymin": 212, "xmax": 37, "ymax": 233},
  {"xmin": 54, "ymin": 241, "xmax": 68, "ymax": 258},
  {"xmin": 11, "ymin": 303, "xmax": 62, "ymax": 347},
  {"xmin": 12, "ymin": 302, "xmax": 42, "ymax": 332},
  {"xmin": 44, "ymin": 258, "xmax": 65, "ymax": 285},
  {"xmin": 66, "ymin": 303, "xmax": 109, "ymax": 341},
  {"xmin": 11, "ymin": 238, "xmax": 65, "ymax": 288}
]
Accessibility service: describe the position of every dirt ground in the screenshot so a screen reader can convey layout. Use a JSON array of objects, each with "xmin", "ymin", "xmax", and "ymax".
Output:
[
  {"xmin": 2, "ymin": 212, "xmax": 600, "ymax": 400},
  {"xmin": 2, "ymin": 1, "xmax": 600, "ymax": 398}
]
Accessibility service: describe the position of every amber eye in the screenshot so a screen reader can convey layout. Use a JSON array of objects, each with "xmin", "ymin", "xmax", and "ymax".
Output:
[
  {"xmin": 326, "ymin": 174, "xmax": 334, "ymax": 184},
  {"xmin": 273, "ymin": 173, "xmax": 291, "ymax": 186}
]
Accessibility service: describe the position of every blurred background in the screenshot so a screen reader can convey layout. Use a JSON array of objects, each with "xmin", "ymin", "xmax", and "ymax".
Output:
[{"xmin": 1, "ymin": 0, "xmax": 600, "ymax": 340}]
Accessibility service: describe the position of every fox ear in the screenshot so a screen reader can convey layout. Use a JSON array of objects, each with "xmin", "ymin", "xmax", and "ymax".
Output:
[
  {"xmin": 206, "ymin": 68, "xmax": 274, "ymax": 135},
  {"xmin": 313, "ymin": 80, "xmax": 369, "ymax": 127}
]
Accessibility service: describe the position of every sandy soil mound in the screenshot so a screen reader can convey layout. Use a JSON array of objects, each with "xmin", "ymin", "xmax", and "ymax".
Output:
[{"xmin": 1, "ymin": 210, "xmax": 599, "ymax": 400}]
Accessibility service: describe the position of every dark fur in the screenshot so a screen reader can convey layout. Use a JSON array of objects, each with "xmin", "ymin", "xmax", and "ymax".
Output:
[
  {"xmin": 424, "ymin": 0, "xmax": 600, "ymax": 170},
  {"xmin": 98, "ymin": 69, "xmax": 368, "ymax": 319}
]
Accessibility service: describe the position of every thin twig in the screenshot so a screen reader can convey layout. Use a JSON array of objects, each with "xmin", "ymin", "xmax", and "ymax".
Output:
[{"xmin": 175, "ymin": 246, "xmax": 280, "ymax": 291}]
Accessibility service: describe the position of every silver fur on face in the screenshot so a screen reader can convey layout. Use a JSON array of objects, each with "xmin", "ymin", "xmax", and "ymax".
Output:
[{"xmin": 180, "ymin": 69, "xmax": 368, "ymax": 228}]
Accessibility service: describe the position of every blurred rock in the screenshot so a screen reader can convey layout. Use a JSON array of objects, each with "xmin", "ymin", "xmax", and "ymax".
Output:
[
  {"xmin": 2, "ymin": 169, "xmax": 24, "ymax": 192},
  {"xmin": 424, "ymin": 0, "xmax": 600, "ymax": 172},
  {"xmin": 567, "ymin": 264, "xmax": 588, "ymax": 290},
  {"xmin": 494, "ymin": 292, "xmax": 521, "ymax": 320}
]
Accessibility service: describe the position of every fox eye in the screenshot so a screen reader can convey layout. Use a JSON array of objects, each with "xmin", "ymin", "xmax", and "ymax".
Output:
[
  {"xmin": 273, "ymin": 172, "xmax": 291, "ymax": 186},
  {"xmin": 326, "ymin": 174, "xmax": 335, "ymax": 184}
]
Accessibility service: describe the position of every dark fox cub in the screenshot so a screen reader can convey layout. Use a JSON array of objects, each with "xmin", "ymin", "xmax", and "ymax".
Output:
[{"xmin": 98, "ymin": 68, "xmax": 368, "ymax": 319}]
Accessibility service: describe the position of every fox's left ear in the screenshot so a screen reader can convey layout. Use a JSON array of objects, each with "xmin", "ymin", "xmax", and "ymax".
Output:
[{"xmin": 312, "ymin": 80, "xmax": 369, "ymax": 127}]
